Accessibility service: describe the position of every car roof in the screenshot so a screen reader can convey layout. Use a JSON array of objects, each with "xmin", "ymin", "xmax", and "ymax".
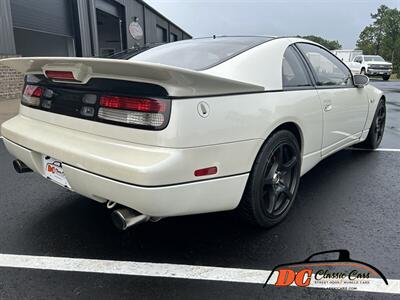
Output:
[{"xmin": 191, "ymin": 35, "xmax": 278, "ymax": 40}]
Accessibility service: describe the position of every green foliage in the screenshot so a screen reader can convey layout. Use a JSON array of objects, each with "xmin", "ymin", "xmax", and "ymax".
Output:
[
  {"xmin": 300, "ymin": 35, "xmax": 342, "ymax": 50},
  {"xmin": 357, "ymin": 5, "xmax": 400, "ymax": 69}
]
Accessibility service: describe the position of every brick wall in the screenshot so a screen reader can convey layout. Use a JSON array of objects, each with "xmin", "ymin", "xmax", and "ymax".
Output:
[{"xmin": 0, "ymin": 55, "xmax": 24, "ymax": 100}]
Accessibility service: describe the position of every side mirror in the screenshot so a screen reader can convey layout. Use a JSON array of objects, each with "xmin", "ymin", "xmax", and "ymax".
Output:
[{"xmin": 353, "ymin": 74, "xmax": 369, "ymax": 88}]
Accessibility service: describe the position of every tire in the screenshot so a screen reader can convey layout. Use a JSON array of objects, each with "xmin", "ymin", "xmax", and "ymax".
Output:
[
  {"xmin": 359, "ymin": 99, "xmax": 386, "ymax": 149},
  {"xmin": 238, "ymin": 130, "xmax": 301, "ymax": 228},
  {"xmin": 361, "ymin": 68, "xmax": 366, "ymax": 75},
  {"xmin": 382, "ymin": 75, "xmax": 390, "ymax": 81}
]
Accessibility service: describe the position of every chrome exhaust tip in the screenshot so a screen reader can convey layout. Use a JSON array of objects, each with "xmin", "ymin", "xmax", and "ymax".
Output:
[
  {"xmin": 111, "ymin": 208, "xmax": 150, "ymax": 230},
  {"xmin": 13, "ymin": 159, "xmax": 33, "ymax": 174}
]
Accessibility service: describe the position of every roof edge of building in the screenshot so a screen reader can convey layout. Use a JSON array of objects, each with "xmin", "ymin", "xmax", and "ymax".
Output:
[{"xmin": 139, "ymin": 0, "xmax": 192, "ymax": 38}]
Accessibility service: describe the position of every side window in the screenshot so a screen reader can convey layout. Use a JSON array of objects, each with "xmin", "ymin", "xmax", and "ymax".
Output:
[
  {"xmin": 354, "ymin": 56, "xmax": 362, "ymax": 63},
  {"xmin": 282, "ymin": 46, "xmax": 312, "ymax": 89},
  {"xmin": 297, "ymin": 43, "xmax": 353, "ymax": 87}
]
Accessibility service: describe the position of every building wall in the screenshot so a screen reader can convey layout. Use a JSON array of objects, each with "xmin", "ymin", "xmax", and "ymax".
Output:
[
  {"xmin": 10, "ymin": 0, "xmax": 74, "ymax": 38},
  {"xmin": 0, "ymin": 0, "xmax": 191, "ymax": 57},
  {"xmin": 0, "ymin": 55, "xmax": 24, "ymax": 100},
  {"xmin": 170, "ymin": 24, "xmax": 183, "ymax": 41},
  {"xmin": 0, "ymin": 0, "xmax": 191, "ymax": 101},
  {"xmin": 74, "ymin": 0, "xmax": 93, "ymax": 57},
  {"xmin": 73, "ymin": 0, "xmax": 191, "ymax": 57},
  {"xmin": 124, "ymin": 0, "xmax": 145, "ymax": 48},
  {"xmin": 0, "ymin": 0, "xmax": 16, "ymax": 55}
]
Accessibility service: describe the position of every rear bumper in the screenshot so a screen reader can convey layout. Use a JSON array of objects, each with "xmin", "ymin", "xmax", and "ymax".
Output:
[
  {"xmin": 1, "ymin": 115, "xmax": 261, "ymax": 186},
  {"xmin": 3, "ymin": 138, "xmax": 249, "ymax": 217}
]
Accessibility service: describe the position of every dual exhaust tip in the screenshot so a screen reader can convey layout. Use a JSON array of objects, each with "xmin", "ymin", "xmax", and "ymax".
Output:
[
  {"xmin": 13, "ymin": 159, "xmax": 149, "ymax": 230},
  {"xmin": 111, "ymin": 208, "xmax": 150, "ymax": 230},
  {"xmin": 13, "ymin": 159, "xmax": 33, "ymax": 174}
]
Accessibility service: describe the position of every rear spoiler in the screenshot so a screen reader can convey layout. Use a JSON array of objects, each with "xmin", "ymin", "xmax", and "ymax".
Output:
[{"xmin": 0, "ymin": 57, "xmax": 265, "ymax": 97}]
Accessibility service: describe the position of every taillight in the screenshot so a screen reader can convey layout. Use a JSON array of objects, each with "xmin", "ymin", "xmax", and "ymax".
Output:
[
  {"xmin": 99, "ymin": 96, "xmax": 167, "ymax": 112},
  {"xmin": 22, "ymin": 85, "xmax": 43, "ymax": 107},
  {"xmin": 98, "ymin": 95, "xmax": 170, "ymax": 130},
  {"xmin": 45, "ymin": 70, "xmax": 76, "ymax": 81}
]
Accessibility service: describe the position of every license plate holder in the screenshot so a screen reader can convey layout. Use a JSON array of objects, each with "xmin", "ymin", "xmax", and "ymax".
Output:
[{"xmin": 43, "ymin": 156, "xmax": 71, "ymax": 189}]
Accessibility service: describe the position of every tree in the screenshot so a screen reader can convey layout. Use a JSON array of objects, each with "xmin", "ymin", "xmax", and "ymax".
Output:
[
  {"xmin": 381, "ymin": 8, "xmax": 400, "ymax": 61},
  {"xmin": 300, "ymin": 35, "xmax": 342, "ymax": 50},
  {"xmin": 357, "ymin": 25, "xmax": 381, "ymax": 54},
  {"xmin": 356, "ymin": 5, "xmax": 400, "ymax": 72}
]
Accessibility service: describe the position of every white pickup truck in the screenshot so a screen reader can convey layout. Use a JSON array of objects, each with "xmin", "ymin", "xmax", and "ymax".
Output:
[{"xmin": 345, "ymin": 55, "xmax": 393, "ymax": 81}]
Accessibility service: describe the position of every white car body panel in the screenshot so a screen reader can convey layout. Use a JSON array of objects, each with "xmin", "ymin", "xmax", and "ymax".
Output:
[
  {"xmin": 3, "ymin": 138, "xmax": 249, "ymax": 217},
  {"xmin": 317, "ymin": 87, "xmax": 369, "ymax": 156},
  {"xmin": 203, "ymin": 38, "xmax": 293, "ymax": 90},
  {"xmin": 0, "ymin": 37, "xmax": 384, "ymax": 218}
]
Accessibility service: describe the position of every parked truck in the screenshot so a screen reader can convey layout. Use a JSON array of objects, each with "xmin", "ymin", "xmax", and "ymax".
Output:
[{"xmin": 332, "ymin": 49, "xmax": 393, "ymax": 81}]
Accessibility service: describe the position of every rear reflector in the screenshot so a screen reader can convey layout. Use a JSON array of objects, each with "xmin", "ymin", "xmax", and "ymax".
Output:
[
  {"xmin": 45, "ymin": 70, "xmax": 76, "ymax": 81},
  {"xmin": 194, "ymin": 166, "xmax": 218, "ymax": 177},
  {"xmin": 100, "ymin": 96, "xmax": 167, "ymax": 113},
  {"xmin": 22, "ymin": 85, "xmax": 42, "ymax": 107}
]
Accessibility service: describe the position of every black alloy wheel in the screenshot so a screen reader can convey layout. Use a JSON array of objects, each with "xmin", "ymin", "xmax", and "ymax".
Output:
[
  {"xmin": 261, "ymin": 143, "xmax": 299, "ymax": 217},
  {"xmin": 239, "ymin": 130, "xmax": 301, "ymax": 228},
  {"xmin": 359, "ymin": 99, "xmax": 386, "ymax": 149},
  {"xmin": 374, "ymin": 102, "xmax": 386, "ymax": 145}
]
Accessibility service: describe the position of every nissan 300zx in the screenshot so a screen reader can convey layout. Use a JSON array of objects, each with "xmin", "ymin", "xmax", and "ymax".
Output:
[{"xmin": 0, "ymin": 36, "xmax": 386, "ymax": 229}]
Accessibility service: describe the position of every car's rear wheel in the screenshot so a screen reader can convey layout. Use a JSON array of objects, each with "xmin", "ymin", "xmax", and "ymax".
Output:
[
  {"xmin": 238, "ymin": 130, "xmax": 301, "ymax": 227},
  {"xmin": 359, "ymin": 99, "xmax": 386, "ymax": 149},
  {"xmin": 382, "ymin": 75, "xmax": 390, "ymax": 81}
]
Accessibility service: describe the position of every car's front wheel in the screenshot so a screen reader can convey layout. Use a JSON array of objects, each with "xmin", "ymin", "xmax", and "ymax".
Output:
[
  {"xmin": 382, "ymin": 75, "xmax": 390, "ymax": 81},
  {"xmin": 238, "ymin": 130, "xmax": 301, "ymax": 228}
]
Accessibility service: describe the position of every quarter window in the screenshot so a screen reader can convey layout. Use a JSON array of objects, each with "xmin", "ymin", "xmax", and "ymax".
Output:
[
  {"xmin": 297, "ymin": 43, "xmax": 353, "ymax": 87},
  {"xmin": 282, "ymin": 46, "xmax": 312, "ymax": 89}
]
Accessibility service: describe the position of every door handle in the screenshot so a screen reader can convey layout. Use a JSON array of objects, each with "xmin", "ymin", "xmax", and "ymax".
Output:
[{"xmin": 323, "ymin": 104, "xmax": 332, "ymax": 112}]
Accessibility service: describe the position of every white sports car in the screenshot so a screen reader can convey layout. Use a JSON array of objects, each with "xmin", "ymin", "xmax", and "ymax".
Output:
[{"xmin": 0, "ymin": 36, "xmax": 386, "ymax": 230}]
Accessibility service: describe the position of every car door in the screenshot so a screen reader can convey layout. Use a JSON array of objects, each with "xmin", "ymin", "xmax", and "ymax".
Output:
[
  {"xmin": 282, "ymin": 45, "xmax": 323, "ymax": 172},
  {"xmin": 296, "ymin": 43, "xmax": 369, "ymax": 157}
]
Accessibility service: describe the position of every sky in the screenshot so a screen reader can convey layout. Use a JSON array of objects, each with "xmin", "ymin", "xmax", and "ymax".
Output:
[{"xmin": 144, "ymin": 0, "xmax": 400, "ymax": 48}]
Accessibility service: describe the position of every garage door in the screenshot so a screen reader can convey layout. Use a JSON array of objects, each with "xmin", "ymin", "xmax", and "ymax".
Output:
[
  {"xmin": 10, "ymin": 0, "xmax": 74, "ymax": 37},
  {"xmin": 10, "ymin": 0, "xmax": 75, "ymax": 56}
]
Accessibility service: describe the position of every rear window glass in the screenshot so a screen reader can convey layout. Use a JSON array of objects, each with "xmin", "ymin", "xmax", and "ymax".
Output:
[{"xmin": 129, "ymin": 36, "xmax": 273, "ymax": 71}]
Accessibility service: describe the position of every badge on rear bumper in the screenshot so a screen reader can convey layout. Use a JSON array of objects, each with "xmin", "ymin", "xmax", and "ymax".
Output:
[{"xmin": 43, "ymin": 156, "xmax": 71, "ymax": 189}]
